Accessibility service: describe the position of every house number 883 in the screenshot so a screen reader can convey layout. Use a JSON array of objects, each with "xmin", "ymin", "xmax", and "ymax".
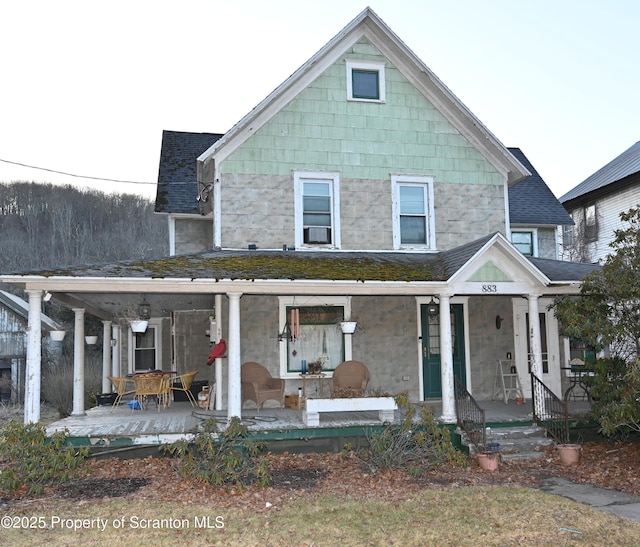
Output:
[{"xmin": 482, "ymin": 284, "xmax": 497, "ymax": 293}]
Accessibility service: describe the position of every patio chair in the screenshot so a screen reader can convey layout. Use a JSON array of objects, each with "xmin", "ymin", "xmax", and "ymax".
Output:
[
  {"xmin": 107, "ymin": 376, "xmax": 136, "ymax": 410},
  {"xmin": 329, "ymin": 360, "xmax": 370, "ymax": 397},
  {"xmin": 133, "ymin": 373, "xmax": 168, "ymax": 411},
  {"xmin": 241, "ymin": 361, "xmax": 285, "ymax": 411},
  {"xmin": 170, "ymin": 371, "xmax": 199, "ymax": 407}
]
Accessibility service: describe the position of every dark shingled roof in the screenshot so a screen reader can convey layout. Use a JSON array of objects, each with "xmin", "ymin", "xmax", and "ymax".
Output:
[
  {"xmin": 527, "ymin": 256, "xmax": 600, "ymax": 281},
  {"xmin": 508, "ymin": 148, "xmax": 573, "ymax": 226},
  {"xmin": 155, "ymin": 130, "xmax": 223, "ymax": 214},
  {"xmin": 5, "ymin": 235, "xmax": 598, "ymax": 284}
]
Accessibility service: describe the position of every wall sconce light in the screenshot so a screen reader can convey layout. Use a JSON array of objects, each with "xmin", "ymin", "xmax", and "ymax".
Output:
[
  {"xmin": 427, "ymin": 297, "xmax": 439, "ymax": 318},
  {"xmin": 43, "ymin": 291, "xmax": 52, "ymax": 302},
  {"xmin": 495, "ymin": 315, "xmax": 503, "ymax": 329},
  {"xmin": 138, "ymin": 298, "xmax": 151, "ymax": 320}
]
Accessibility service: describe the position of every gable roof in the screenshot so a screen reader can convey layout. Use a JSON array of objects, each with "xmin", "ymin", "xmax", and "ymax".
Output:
[
  {"xmin": 560, "ymin": 141, "xmax": 640, "ymax": 204},
  {"xmin": 155, "ymin": 130, "xmax": 223, "ymax": 214},
  {"xmin": 508, "ymin": 148, "xmax": 573, "ymax": 226},
  {"xmin": 198, "ymin": 7, "xmax": 529, "ymax": 186}
]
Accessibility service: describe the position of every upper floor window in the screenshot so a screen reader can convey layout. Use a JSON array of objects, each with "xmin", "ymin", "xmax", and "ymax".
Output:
[
  {"xmin": 346, "ymin": 60, "xmax": 385, "ymax": 102},
  {"xmin": 294, "ymin": 172, "xmax": 341, "ymax": 248},
  {"xmin": 584, "ymin": 204, "xmax": 597, "ymax": 241},
  {"xmin": 511, "ymin": 230, "xmax": 536, "ymax": 256},
  {"xmin": 391, "ymin": 175, "xmax": 435, "ymax": 249}
]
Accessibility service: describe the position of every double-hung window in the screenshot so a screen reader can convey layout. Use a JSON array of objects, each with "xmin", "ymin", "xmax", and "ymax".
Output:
[
  {"xmin": 346, "ymin": 60, "xmax": 386, "ymax": 102},
  {"xmin": 294, "ymin": 172, "xmax": 340, "ymax": 248},
  {"xmin": 391, "ymin": 175, "xmax": 435, "ymax": 249},
  {"xmin": 511, "ymin": 230, "xmax": 536, "ymax": 256}
]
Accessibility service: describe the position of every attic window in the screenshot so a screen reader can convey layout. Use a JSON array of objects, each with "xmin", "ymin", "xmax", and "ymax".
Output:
[{"xmin": 346, "ymin": 60, "xmax": 385, "ymax": 102}]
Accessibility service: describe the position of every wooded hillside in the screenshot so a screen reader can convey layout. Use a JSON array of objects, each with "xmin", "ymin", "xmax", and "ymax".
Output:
[{"xmin": 0, "ymin": 182, "xmax": 168, "ymax": 272}]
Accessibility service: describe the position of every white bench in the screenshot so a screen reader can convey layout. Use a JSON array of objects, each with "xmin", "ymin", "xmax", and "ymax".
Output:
[{"xmin": 303, "ymin": 397, "xmax": 397, "ymax": 427}]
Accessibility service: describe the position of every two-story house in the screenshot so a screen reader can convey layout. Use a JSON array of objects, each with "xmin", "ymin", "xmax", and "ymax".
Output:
[
  {"xmin": 2, "ymin": 8, "xmax": 598, "ymax": 425},
  {"xmin": 560, "ymin": 140, "xmax": 640, "ymax": 263}
]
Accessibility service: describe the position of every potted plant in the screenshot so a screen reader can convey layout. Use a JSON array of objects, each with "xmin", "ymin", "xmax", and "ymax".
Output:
[
  {"xmin": 556, "ymin": 443, "xmax": 581, "ymax": 465},
  {"xmin": 129, "ymin": 320, "xmax": 148, "ymax": 333},
  {"xmin": 49, "ymin": 330, "xmax": 66, "ymax": 342},
  {"xmin": 339, "ymin": 320, "xmax": 357, "ymax": 334},
  {"xmin": 85, "ymin": 335, "xmax": 98, "ymax": 345},
  {"xmin": 476, "ymin": 450, "xmax": 500, "ymax": 471}
]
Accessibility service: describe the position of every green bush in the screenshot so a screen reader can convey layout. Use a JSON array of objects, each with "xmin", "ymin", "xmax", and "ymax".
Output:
[
  {"xmin": 347, "ymin": 393, "xmax": 467, "ymax": 476},
  {"xmin": 164, "ymin": 416, "xmax": 270, "ymax": 490},
  {"xmin": 0, "ymin": 421, "xmax": 89, "ymax": 495}
]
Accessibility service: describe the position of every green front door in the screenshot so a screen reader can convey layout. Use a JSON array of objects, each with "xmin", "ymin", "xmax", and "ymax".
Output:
[{"xmin": 421, "ymin": 303, "xmax": 466, "ymax": 398}]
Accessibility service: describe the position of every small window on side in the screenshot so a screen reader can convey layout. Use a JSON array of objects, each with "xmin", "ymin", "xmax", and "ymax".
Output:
[{"xmin": 346, "ymin": 60, "xmax": 385, "ymax": 102}]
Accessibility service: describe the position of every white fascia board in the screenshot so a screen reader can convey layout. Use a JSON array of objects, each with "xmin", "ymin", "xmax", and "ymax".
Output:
[
  {"xmin": 4, "ymin": 275, "xmax": 449, "ymax": 297},
  {"xmin": 447, "ymin": 233, "xmax": 550, "ymax": 287}
]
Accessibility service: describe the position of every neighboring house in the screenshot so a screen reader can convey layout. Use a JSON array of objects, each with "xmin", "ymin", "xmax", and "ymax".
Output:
[
  {"xmin": 1, "ymin": 8, "xmax": 599, "ymax": 425},
  {"xmin": 0, "ymin": 290, "xmax": 60, "ymax": 403},
  {"xmin": 560, "ymin": 141, "xmax": 640, "ymax": 263}
]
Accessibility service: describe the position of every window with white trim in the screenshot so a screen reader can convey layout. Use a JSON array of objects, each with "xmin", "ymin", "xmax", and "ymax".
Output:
[
  {"xmin": 391, "ymin": 176, "xmax": 435, "ymax": 249},
  {"xmin": 294, "ymin": 172, "xmax": 340, "ymax": 248},
  {"xmin": 279, "ymin": 297, "xmax": 352, "ymax": 379},
  {"xmin": 346, "ymin": 60, "xmax": 386, "ymax": 102}
]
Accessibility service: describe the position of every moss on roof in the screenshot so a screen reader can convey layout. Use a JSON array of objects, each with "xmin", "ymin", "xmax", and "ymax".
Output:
[{"xmin": 14, "ymin": 252, "xmax": 446, "ymax": 282}]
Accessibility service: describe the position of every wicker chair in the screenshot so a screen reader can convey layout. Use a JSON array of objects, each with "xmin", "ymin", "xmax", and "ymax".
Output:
[
  {"xmin": 241, "ymin": 362, "xmax": 285, "ymax": 411},
  {"xmin": 107, "ymin": 376, "xmax": 136, "ymax": 410},
  {"xmin": 170, "ymin": 371, "xmax": 199, "ymax": 407},
  {"xmin": 329, "ymin": 360, "xmax": 370, "ymax": 397},
  {"xmin": 132, "ymin": 373, "xmax": 168, "ymax": 411}
]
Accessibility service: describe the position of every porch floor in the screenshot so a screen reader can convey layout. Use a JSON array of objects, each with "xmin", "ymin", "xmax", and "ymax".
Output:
[{"xmin": 45, "ymin": 398, "xmax": 593, "ymax": 447}]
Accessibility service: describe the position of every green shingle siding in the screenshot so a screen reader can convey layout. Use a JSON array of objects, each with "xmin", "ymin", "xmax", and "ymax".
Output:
[{"xmin": 221, "ymin": 38, "xmax": 501, "ymax": 187}]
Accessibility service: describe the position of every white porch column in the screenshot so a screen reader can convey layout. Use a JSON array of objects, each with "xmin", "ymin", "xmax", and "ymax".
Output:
[
  {"xmin": 527, "ymin": 293, "xmax": 546, "ymax": 416},
  {"xmin": 111, "ymin": 324, "xmax": 121, "ymax": 377},
  {"xmin": 527, "ymin": 293, "xmax": 543, "ymax": 378},
  {"xmin": 227, "ymin": 292, "xmax": 242, "ymax": 419},
  {"xmin": 102, "ymin": 320, "xmax": 112, "ymax": 394},
  {"xmin": 72, "ymin": 308, "xmax": 86, "ymax": 416},
  {"xmin": 439, "ymin": 294, "xmax": 456, "ymax": 423},
  {"xmin": 24, "ymin": 290, "xmax": 43, "ymax": 424},
  {"xmin": 214, "ymin": 293, "xmax": 223, "ymax": 411}
]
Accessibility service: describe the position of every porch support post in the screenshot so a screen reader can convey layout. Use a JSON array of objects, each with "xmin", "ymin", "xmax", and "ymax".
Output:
[
  {"xmin": 71, "ymin": 308, "xmax": 86, "ymax": 416},
  {"xmin": 439, "ymin": 294, "xmax": 456, "ymax": 423},
  {"xmin": 111, "ymin": 324, "xmax": 121, "ymax": 377},
  {"xmin": 24, "ymin": 290, "xmax": 43, "ymax": 424},
  {"xmin": 102, "ymin": 320, "xmax": 112, "ymax": 394},
  {"xmin": 227, "ymin": 292, "xmax": 242, "ymax": 419},
  {"xmin": 214, "ymin": 293, "xmax": 223, "ymax": 410},
  {"xmin": 527, "ymin": 293, "xmax": 546, "ymax": 416}
]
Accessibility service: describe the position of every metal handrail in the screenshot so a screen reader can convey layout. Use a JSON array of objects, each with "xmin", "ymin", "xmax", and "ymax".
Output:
[
  {"xmin": 530, "ymin": 373, "xmax": 569, "ymax": 443},
  {"xmin": 454, "ymin": 376, "xmax": 486, "ymax": 451}
]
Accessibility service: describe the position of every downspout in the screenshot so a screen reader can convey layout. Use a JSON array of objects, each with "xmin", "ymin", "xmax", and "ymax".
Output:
[{"xmin": 213, "ymin": 172, "xmax": 221, "ymax": 249}]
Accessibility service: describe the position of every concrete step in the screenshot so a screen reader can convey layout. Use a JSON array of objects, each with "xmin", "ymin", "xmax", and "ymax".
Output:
[{"xmin": 459, "ymin": 425, "xmax": 553, "ymax": 461}]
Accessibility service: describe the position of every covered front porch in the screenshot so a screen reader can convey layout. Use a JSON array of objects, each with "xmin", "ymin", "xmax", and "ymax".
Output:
[{"xmin": 45, "ymin": 397, "xmax": 593, "ymax": 450}]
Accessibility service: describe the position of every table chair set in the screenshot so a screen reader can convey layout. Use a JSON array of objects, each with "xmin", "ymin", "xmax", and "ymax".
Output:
[{"xmin": 107, "ymin": 370, "xmax": 201, "ymax": 411}]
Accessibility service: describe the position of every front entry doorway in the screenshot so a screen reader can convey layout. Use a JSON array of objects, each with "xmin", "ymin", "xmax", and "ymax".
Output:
[{"xmin": 421, "ymin": 303, "xmax": 466, "ymax": 398}]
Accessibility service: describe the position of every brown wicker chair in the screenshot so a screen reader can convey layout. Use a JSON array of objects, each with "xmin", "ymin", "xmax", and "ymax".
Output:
[
  {"xmin": 329, "ymin": 360, "xmax": 370, "ymax": 397},
  {"xmin": 241, "ymin": 362, "xmax": 285, "ymax": 411},
  {"xmin": 170, "ymin": 371, "xmax": 199, "ymax": 407},
  {"xmin": 132, "ymin": 373, "xmax": 168, "ymax": 411},
  {"xmin": 107, "ymin": 376, "xmax": 136, "ymax": 410}
]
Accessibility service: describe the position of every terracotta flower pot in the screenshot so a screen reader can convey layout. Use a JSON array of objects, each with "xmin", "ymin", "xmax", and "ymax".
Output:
[
  {"xmin": 557, "ymin": 444, "xmax": 581, "ymax": 465},
  {"xmin": 477, "ymin": 452, "xmax": 500, "ymax": 471}
]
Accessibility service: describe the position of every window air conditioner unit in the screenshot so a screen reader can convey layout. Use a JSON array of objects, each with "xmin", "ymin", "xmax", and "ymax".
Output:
[{"xmin": 305, "ymin": 227, "xmax": 331, "ymax": 244}]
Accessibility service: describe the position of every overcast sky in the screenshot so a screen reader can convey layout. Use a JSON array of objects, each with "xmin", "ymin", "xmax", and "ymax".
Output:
[{"xmin": 1, "ymin": 0, "xmax": 638, "ymax": 200}]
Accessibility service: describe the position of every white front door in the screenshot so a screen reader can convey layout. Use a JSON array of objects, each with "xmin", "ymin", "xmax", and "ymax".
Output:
[{"xmin": 513, "ymin": 298, "xmax": 562, "ymax": 399}]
